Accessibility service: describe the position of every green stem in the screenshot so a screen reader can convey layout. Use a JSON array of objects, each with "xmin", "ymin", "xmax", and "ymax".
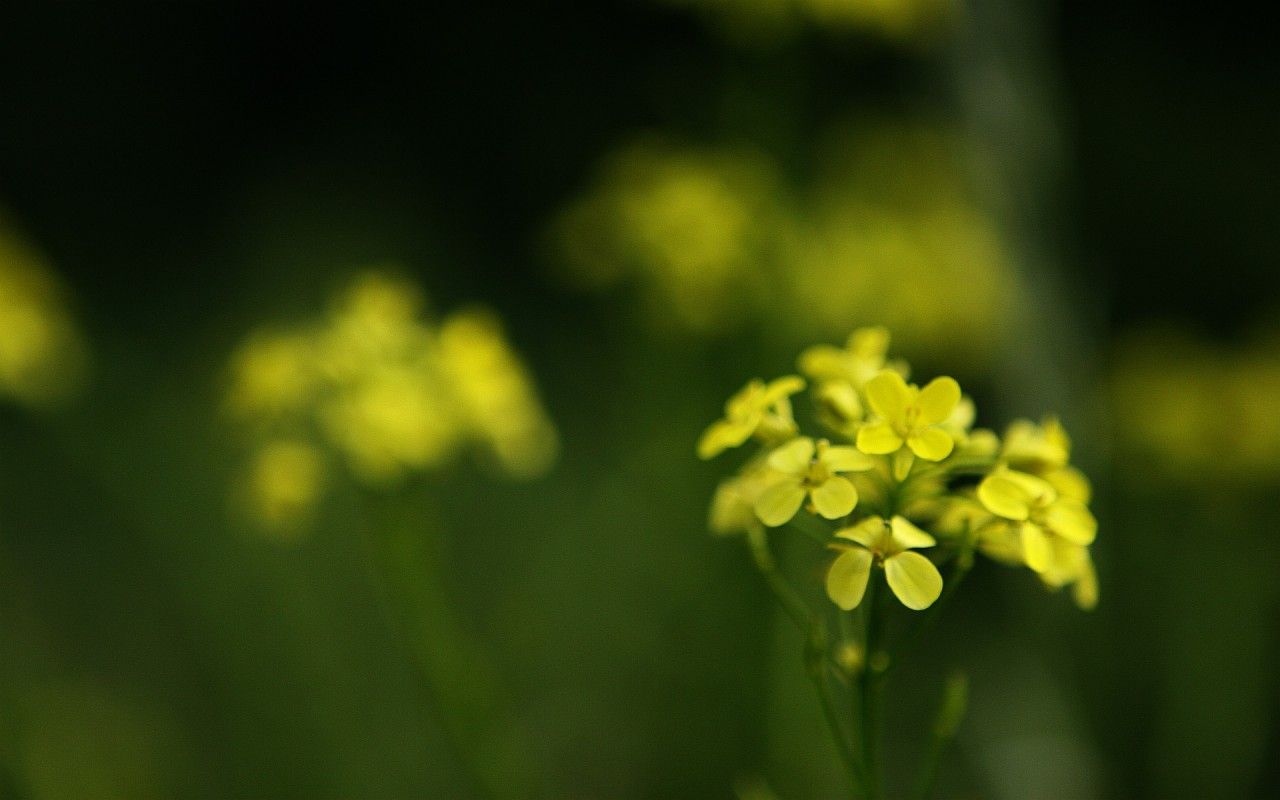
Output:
[
  {"xmin": 914, "ymin": 673, "xmax": 969, "ymax": 800},
  {"xmin": 892, "ymin": 533, "xmax": 975, "ymax": 673},
  {"xmin": 859, "ymin": 572, "xmax": 885, "ymax": 800},
  {"xmin": 747, "ymin": 529, "xmax": 865, "ymax": 797},
  {"xmin": 364, "ymin": 495, "xmax": 542, "ymax": 800}
]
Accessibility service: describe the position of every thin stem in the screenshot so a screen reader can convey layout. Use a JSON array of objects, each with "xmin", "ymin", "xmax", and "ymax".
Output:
[
  {"xmin": 914, "ymin": 673, "xmax": 969, "ymax": 800},
  {"xmin": 892, "ymin": 531, "xmax": 975, "ymax": 672},
  {"xmin": 746, "ymin": 529, "xmax": 866, "ymax": 797},
  {"xmin": 859, "ymin": 572, "xmax": 885, "ymax": 800}
]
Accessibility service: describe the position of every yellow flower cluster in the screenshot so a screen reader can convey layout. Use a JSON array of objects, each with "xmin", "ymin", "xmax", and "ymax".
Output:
[
  {"xmin": 0, "ymin": 221, "xmax": 86, "ymax": 406},
  {"xmin": 552, "ymin": 126, "xmax": 1021, "ymax": 364},
  {"xmin": 227, "ymin": 271, "xmax": 558, "ymax": 532},
  {"xmin": 700, "ymin": 327, "xmax": 1098, "ymax": 611}
]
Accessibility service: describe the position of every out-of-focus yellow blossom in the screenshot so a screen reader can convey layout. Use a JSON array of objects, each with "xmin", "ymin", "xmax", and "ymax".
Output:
[
  {"xmin": 1001, "ymin": 416, "xmax": 1070, "ymax": 474},
  {"xmin": 856, "ymin": 370, "xmax": 961, "ymax": 479},
  {"xmin": 755, "ymin": 437, "xmax": 876, "ymax": 526},
  {"xmin": 226, "ymin": 270, "xmax": 558, "ymax": 531},
  {"xmin": 554, "ymin": 141, "xmax": 779, "ymax": 334},
  {"xmin": 319, "ymin": 366, "xmax": 459, "ymax": 482},
  {"xmin": 0, "ymin": 222, "xmax": 86, "ymax": 405},
  {"xmin": 708, "ymin": 461, "xmax": 775, "ymax": 536},
  {"xmin": 697, "ymin": 375, "xmax": 805, "ymax": 459},
  {"xmin": 243, "ymin": 440, "xmax": 325, "ymax": 533},
  {"xmin": 1110, "ymin": 329, "xmax": 1280, "ymax": 482},
  {"xmin": 977, "ymin": 468, "xmax": 1096, "ymax": 574},
  {"xmin": 779, "ymin": 125, "xmax": 1020, "ymax": 362},
  {"xmin": 552, "ymin": 125, "xmax": 1022, "ymax": 366},
  {"xmin": 226, "ymin": 332, "xmax": 317, "ymax": 418},
  {"xmin": 436, "ymin": 310, "xmax": 559, "ymax": 479},
  {"xmin": 827, "ymin": 515, "xmax": 942, "ymax": 611},
  {"xmin": 798, "ymin": 326, "xmax": 895, "ymax": 389}
]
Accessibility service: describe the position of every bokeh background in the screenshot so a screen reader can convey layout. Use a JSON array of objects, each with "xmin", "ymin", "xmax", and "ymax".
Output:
[{"xmin": 2, "ymin": 2, "xmax": 1278, "ymax": 798}]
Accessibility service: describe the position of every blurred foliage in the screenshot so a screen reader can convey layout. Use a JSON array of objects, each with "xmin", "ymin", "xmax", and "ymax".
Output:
[{"xmin": 2, "ymin": 1, "xmax": 1279, "ymax": 799}]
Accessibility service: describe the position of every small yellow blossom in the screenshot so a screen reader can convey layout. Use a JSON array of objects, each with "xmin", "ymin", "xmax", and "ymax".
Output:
[
  {"xmin": 1001, "ymin": 416, "xmax": 1071, "ymax": 474},
  {"xmin": 698, "ymin": 375, "xmax": 805, "ymax": 459},
  {"xmin": 245, "ymin": 440, "xmax": 325, "ymax": 531},
  {"xmin": 708, "ymin": 463, "xmax": 774, "ymax": 536},
  {"xmin": 856, "ymin": 370, "xmax": 961, "ymax": 479},
  {"xmin": 976, "ymin": 468, "xmax": 1096, "ymax": 574},
  {"xmin": 754, "ymin": 437, "xmax": 876, "ymax": 526},
  {"xmin": 826, "ymin": 515, "xmax": 943, "ymax": 610},
  {"xmin": 436, "ymin": 310, "xmax": 558, "ymax": 478},
  {"xmin": 797, "ymin": 326, "xmax": 896, "ymax": 389},
  {"xmin": 225, "ymin": 332, "xmax": 317, "ymax": 418},
  {"xmin": 0, "ymin": 223, "xmax": 86, "ymax": 405}
]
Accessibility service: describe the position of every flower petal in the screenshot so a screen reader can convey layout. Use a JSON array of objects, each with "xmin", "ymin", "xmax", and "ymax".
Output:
[
  {"xmin": 1020, "ymin": 522, "xmax": 1052, "ymax": 573},
  {"xmin": 1072, "ymin": 552, "xmax": 1099, "ymax": 611},
  {"xmin": 697, "ymin": 419, "xmax": 752, "ymax": 459},
  {"xmin": 885, "ymin": 551, "xmax": 943, "ymax": 610},
  {"xmin": 907, "ymin": 428, "xmax": 954, "ymax": 461},
  {"xmin": 864, "ymin": 370, "xmax": 912, "ymax": 422},
  {"xmin": 856, "ymin": 421, "xmax": 903, "ymax": 455},
  {"xmin": 977, "ymin": 472, "xmax": 1033, "ymax": 520},
  {"xmin": 1043, "ymin": 499, "xmax": 1097, "ymax": 545},
  {"xmin": 916, "ymin": 376, "xmax": 961, "ymax": 425},
  {"xmin": 754, "ymin": 480, "xmax": 807, "ymax": 527},
  {"xmin": 797, "ymin": 346, "xmax": 847, "ymax": 381},
  {"xmin": 826, "ymin": 548, "xmax": 873, "ymax": 611},
  {"xmin": 821, "ymin": 445, "xmax": 876, "ymax": 473},
  {"xmin": 811, "ymin": 476, "xmax": 858, "ymax": 519},
  {"xmin": 836, "ymin": 516, "xmax": 885, "ymax": 548},
  {"xmin": 890, "ymin": 516, "xmax": 936, "ymax": 549},
  {"xmin": 762, "ymin": 374, "xmax": 806, "ymax": 404},
  {"xmin": 767, "ymin": 437, "xmax": 814, "ymax": 474}
]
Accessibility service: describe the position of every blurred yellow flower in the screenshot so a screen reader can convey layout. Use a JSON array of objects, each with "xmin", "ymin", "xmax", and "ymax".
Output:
[
  {"xmin": 226, "ymin": 332, "xmax": 318, "ymax": 418},
  {"xmin": 554, "ymin": 141, "xmax": 778, "ymax": 334},
  {"xmin": 0, "ymin": 221, "xmax": 86, "ymax": 406},
  {"xmin": 754, "ymin": 437, "xmax": 875, "ymax": 526},
  {"xmin": 244, "ymin": 439, "xmax": 325, "ymax": 533},
  {"xmin": 437, "ymin": 309, "xmax": 559, "ymax": 479},
  {"xmin": 697, "ymin": 375, "xmax": 805, "ymax": 459},
  {"xmin": 827, "ymin": 515, "xmax": 942, "ymax": 611},
  {"xmin": 856, "ymin": 370, "xmax": 961, "ymax": 479},
  {"xmin": 226, "ymin": 269, "xmax": 558, "ymax": 530}
]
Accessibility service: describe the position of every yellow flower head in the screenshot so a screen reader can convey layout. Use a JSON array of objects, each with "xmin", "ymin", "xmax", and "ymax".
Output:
[
  {"xmin": 1001, "ymin": 416, "xmax": 1071, "ymax": 474},
  {"xmin": 797, "ymin": 326, "xmax": 895, "ymax": 389},
  {"xmin": 827, "ymin": 516, "xmax": 943, "ymax": 611},
  {"xmin": 856, "ymin": 370, "xmax": 961, "ymax": 479},
  {"xmin": 697, "ymin": 375, "xmax": 805, "ymax": 459},
  {"xmin": 754, "ymin": 437, "xmax": 876, "ymax": 526},
  {"xmin": 244, "ymin": 439, "xmax": 325, "ymax": 532},
  {"xmin": 708, "ymin": 462, "xmax": 775, "ymax": 536},
  {"xmin": 976, "ymin": 468, "xmax": 1096, "ymax": 574}
]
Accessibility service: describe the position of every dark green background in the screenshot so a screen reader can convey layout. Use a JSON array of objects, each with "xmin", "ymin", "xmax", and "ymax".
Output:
[{"xmin": 2, "ymin": 2, "xmax": 1277, "ymax": 798}]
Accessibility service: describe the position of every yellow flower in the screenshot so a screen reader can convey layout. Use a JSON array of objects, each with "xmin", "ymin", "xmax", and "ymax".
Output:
[
  {"xmin": 856, "ymin": 370, "xmax": 961, "ymax": 479},
  {"xmin": 697, "ymin": 375, "xmax": 805, "ymax": 459},
  {"xmin": 1001, "ymin": 416, "xmax": 1071, "ymax": 474},
  {"xmin": 1039, "ymin": 538, "xmax": 1098, "ymax": 611},
  {"xmin": 826, "ymin": 516, "xmax": 943, "ymax": 611},
  {"xmin": 436, "ymin": 309, "xmax": 559, "ymax": 479},
  {"xmin": 976, "ymin": 468, "xmax": 1096, "ymax": 574},
  {"xmin": 225, "ymin": 331, "xmax": 317, "ymax": 418},
  {"xmin": 797, "ymin": 326, "xmax": 895, "ymax": 389},
  {"xmin": 245, "ymin": 439, "xmax": 325, "ymax": 531},
  {"xmin": 708, "ymin": 463, "xmax": 774, "ymax": 536},
  {"xmin": 754, "ymin": 437, "xmax": 875, "ymax": 526}
]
